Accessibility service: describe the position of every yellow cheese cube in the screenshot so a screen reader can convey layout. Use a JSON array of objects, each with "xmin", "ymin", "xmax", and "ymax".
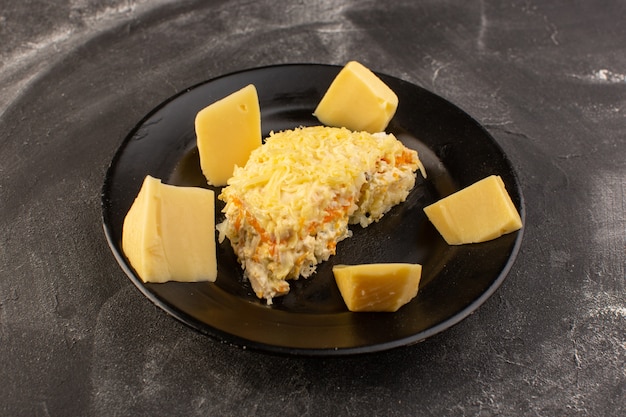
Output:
[
  {"xmin": 314, "ymin": 61, "xmax": 398, "ymax": 133},
  {"xmin": 333, "ymin": 263, "xmax": 422, "ymax": 312},
  {"xmin": 122, "ymin": 175, "xmax": 217, "ymax": 283},
  {"xmin": 195, "ymin": 84, "xmax": 262, "ymax": 186},
  {"xmin": 423, "ymin": 175, "xmax": 522, "ymax": 245}
]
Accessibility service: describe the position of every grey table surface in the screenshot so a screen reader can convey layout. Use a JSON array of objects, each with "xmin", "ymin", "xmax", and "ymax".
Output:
[{"xmin": 1, "ymin": 1, "xmax": 624, "ymax": 416}]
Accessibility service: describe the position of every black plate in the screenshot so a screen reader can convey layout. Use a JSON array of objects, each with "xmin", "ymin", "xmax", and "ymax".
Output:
[{"xmin": 102, "ymin": 64, "xmax": 524, "ymax": 356}]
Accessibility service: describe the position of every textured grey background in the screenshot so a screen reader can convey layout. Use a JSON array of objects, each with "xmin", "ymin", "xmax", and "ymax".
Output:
[{"xmin": 1, "ymin": 0, "xmax": 624, "ymax": 416}]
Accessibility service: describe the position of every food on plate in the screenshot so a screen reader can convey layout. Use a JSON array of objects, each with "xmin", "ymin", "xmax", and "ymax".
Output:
[
  {"xmin": 195, "ymin": 84, "xmax": 262, "ymax": 186},
  {"xmin": 314, "ymin": 61, "xmax": 398, "ymax": 134},
  {"xmin": 121, "ymin": 64, "xmax": 522, "ymax": 313},
  {"xmin": 217, "ymin": 125, "xmax": 425, "ymax": 302},
  {"xmin": 122, "ymin": 175, "xmax": 217, "ymax": 283},
  {"xmin": 332, "ymin": 263, "xmax": 422, "ymax": 312},
  {"xmin": 423, "ymin": 175, "xmax": 522, "ymax": 245}
]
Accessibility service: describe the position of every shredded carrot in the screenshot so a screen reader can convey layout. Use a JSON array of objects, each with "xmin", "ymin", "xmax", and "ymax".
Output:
[
  {"xmin": 395, "ymin": 150, "xmax": 415, "ymax": 166},
  {"xmin": 232, "ymin": 197, "xmax": 277, "ymax": 257},
  {"xmin": 322, "ymin": 196, "xmax": 353, "ymax": 223}
]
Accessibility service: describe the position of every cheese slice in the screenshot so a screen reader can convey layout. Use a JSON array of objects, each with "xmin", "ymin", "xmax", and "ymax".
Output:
[
  {"xmin": 423, "ymin": 175, "xmax": 522, "ymax": 245},
  {"xmin": 314, "ymin": 61, "xmax": 398, "ymax": 133},
  {"xmin": 195, "ymin": 84, "xmax": 262, "ymax": 186},
  {"xmin": 122, "ymin": 175, "xmax": 217, "ymax": 283},
  {"xmin": 333, "ymin": 263, "xmax": 422, "ymax": 312}
]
